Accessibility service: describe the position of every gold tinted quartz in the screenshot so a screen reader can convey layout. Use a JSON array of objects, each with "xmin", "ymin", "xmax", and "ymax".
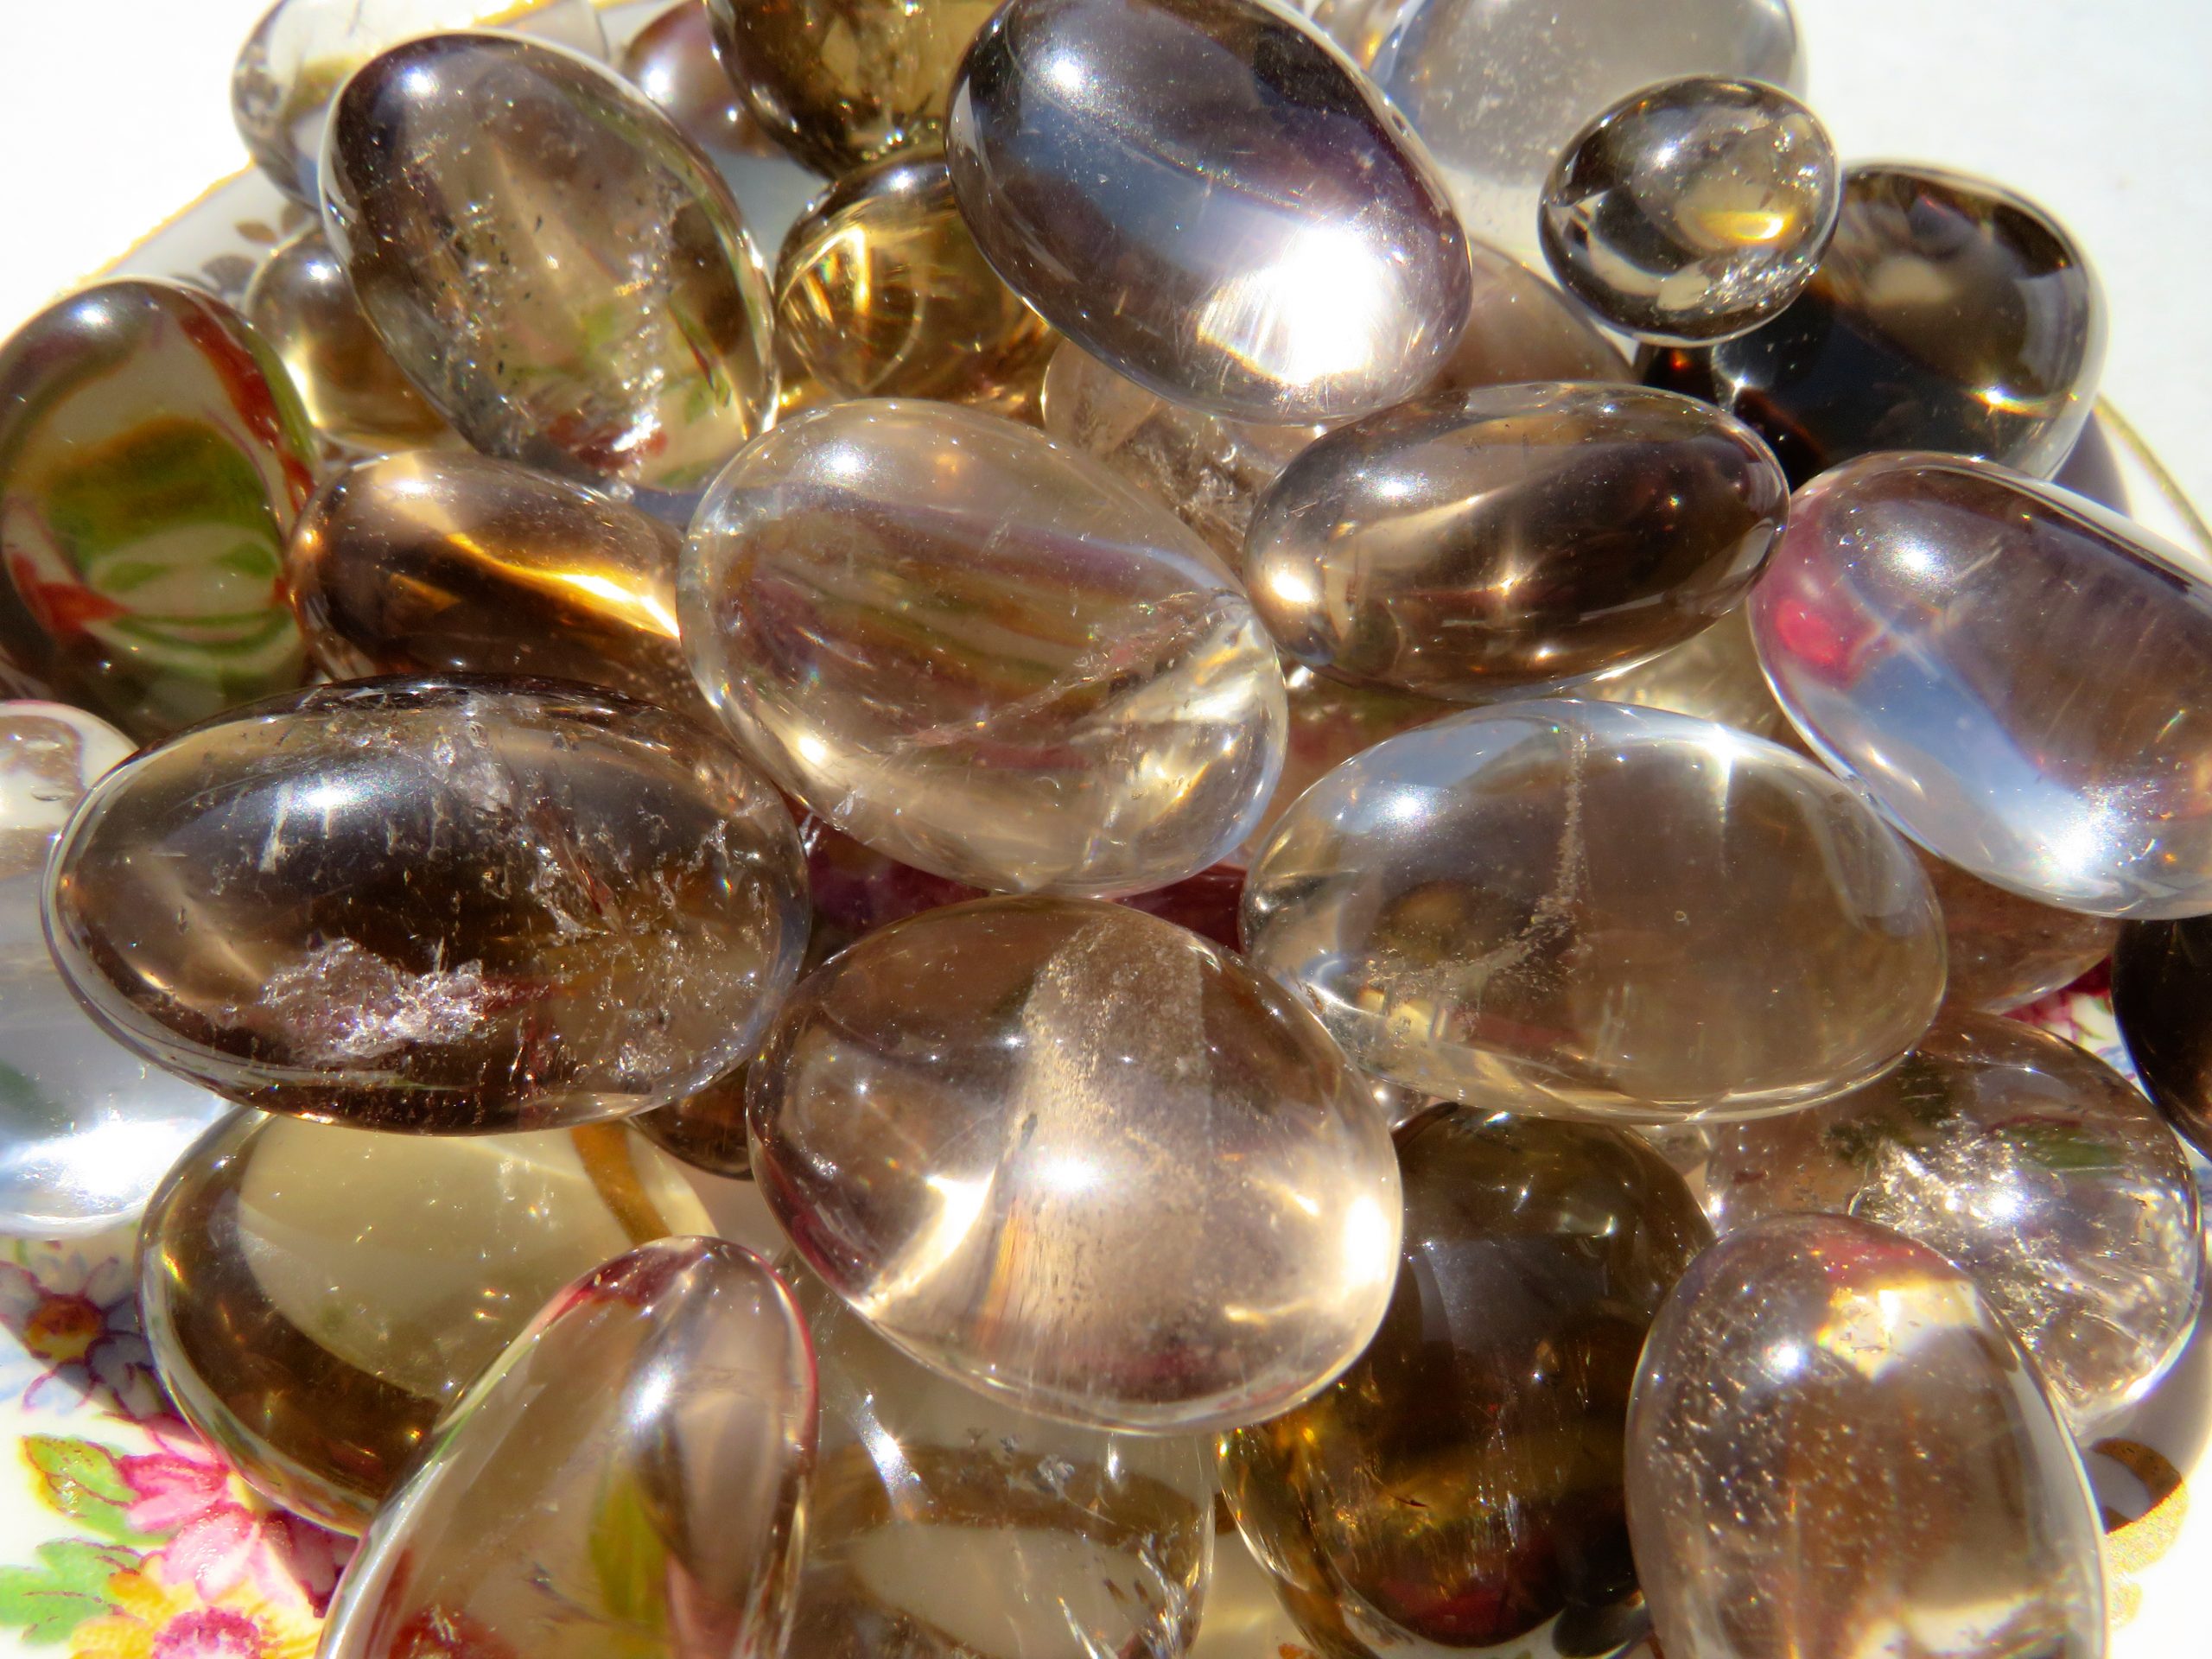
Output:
[
  {"xmin": 1919, "ymin": 849, "xmax": 2117, "ymax": 1013},
  {"xmin": 634, "ymin": 1068, "xmax": 753, "ymax": 1179},
  {"xmin": 46, "ymin": 678, "xmax": 809, "ymax": 1132},
  {"xmin": 622, "ymin": 0, "xmax": 775, "ymax": 165},
  {"xmin": 1583, "ymin": 603, "xmax": 1791, "ymax": 740},
  {"xmin": 140, "ymin": 1109, "xmax": 714, "ymax": 1532},
  {"xmin": 1236, "ymin": 666, "xmax": 1452, "ymax": 866}
]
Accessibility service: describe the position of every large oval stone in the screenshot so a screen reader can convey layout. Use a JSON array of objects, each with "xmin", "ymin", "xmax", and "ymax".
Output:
[
  {"xmin": 947, "ymin": 0, "xmax": 1473, "ymax": 423},
  {"xmin": 47, "ymin": 677, "xmax": 808, "ymax": 1132}
]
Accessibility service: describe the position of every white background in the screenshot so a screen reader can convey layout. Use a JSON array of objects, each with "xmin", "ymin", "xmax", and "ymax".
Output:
[{"xmin": 0, "ymin": 0, "xmax": 2207, "ymax": 512}]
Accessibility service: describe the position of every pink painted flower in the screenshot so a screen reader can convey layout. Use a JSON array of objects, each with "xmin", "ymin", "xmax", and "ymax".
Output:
[
  {"xmin": 0, "ymin": 1249, "xmax": 161, "ymax": 1419},
  {"xmin": 119, "ymin": 1429, "xmax": 348, "ymax": 1616}
]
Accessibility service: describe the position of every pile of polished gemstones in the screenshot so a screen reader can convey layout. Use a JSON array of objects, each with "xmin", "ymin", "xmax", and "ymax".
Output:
[{"xmin": 0, "ymin": 0, "xmax": 2202, "ymax": 1654}]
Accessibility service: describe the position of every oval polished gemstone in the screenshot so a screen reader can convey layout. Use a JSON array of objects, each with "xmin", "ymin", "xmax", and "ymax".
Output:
[
  {"xmin": 1224, "ymin": 1111, "xmax": 1709, "ymax": 1659},
  {"xmin": 0, "ymin": 280, "xmax": 315, "ymax": 741},
  {"xmin": 1627, "ymin": 1215, "xmax": 2105, "ymax": 1659},
  {"xmin": 682, "ymin": 401, "xmax": 1287, "ymax": 896},
  {"xmin": 749, "ymin": 897, "xmax": 1402, "ymax": 1431},
  {"xmin": 322, "ymin": 32, "xmax": 776, "ymax": 507},
  {"xmin": 947, "ymin": 0, "xmax": 1473, "ymax": 423},
  {"xmin": 1700, "ymin": 1014, "xmax": 2201, "ymax": 1435},
  {"xmin": 1582, "ymin": 603, "xmax": 1790, "ymax": 740},
  {"xmin": 1249, "ymin": 385, "xmax": 1788, "ymax": 699},
  {"xmin": 141, "ymin": 1110, "xmax": 714, "ymax": 1531},
  {"xmin": 1919, "ymin": 849, "xmax": 2116, "ymax": 1013},
  {"xmin": 1646, "ymin": 166, "xmax": 2105, "ymax": 484},
  {"xmin": 1750, "ymin": 453, "xmax": 2212, "ymax": 918},
  {"xmin": 1540, "ymin": 76, "xmax": 1840, "ymax": 344},
  {"xmin": 1243, "ymin": 700, "xmax": 1945, "ymax": 1121},
  {"xmin": 47, "ymin": 677, "xmax": 808, "ymax": 1132},
  {"xmin": 320, "ymin": 1238, "xmax": 817, "ymax": 1659},
  {"xmin": 286, "ymin": 451, "xmax": 708, "ymax": 722},
  {"xmin": 2113, "ymin": 915, "xmax": 2212, "ymax": 1160}
]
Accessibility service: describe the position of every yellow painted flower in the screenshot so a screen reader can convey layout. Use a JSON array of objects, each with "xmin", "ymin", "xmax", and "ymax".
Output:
[{"xmin": 67, "ymin": 1566, "xmax": 319, "ymax": 1659}]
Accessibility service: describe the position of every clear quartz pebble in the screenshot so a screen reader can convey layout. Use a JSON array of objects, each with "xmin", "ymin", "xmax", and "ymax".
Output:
[
  {"xmin": 1539, "ymin": 76, "xmax": 1840, "ymax": 344},
  {"xmin": 747, "ymin": 896, "xmax": 1403, "ymax": 1433},
  {"xmin": 680, "ymin": 400, "xmax": 1287, "ymax": 897},
  {"xmin": 45, "ymin": 677, "xmax": 809, "ymax": 1133},
  {"xmin": 319, "ymin": 1237, "xmax": 817, "ymax": 1659},
  {"xmin": 140, "ymin": 1109, "xmax": 714, "ymax": 1531},
  {"xmin": 946, "ymin": 0, "xmax": 1474, "ymax": 423},
  {"xmin": 1242, "ymin": 700, "xmax": 1946, "ymax": 1122},
  {"xmin": 1749, "ymin": 453, "xmax": 2212, "ymax": 918},
  {"xmin": 1626, "ymin": 1214, "xmax": 2106, "ymax": 1659}
]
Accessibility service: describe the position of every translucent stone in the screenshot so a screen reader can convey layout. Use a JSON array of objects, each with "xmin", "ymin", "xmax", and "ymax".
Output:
[
  {"xmin": 321, "ymin": 33, "xmax": 776, "ymax": 508},
  {"xmin": 286, "ymin": 450, "xmax": 709, "ymax": 724},
  {"xmin": 681, "ymin": 400, "xmax": 1287, "ymax": 897},
  {"xmin": 947, "ymin": 0, "xmax": 1473, "ymax": 423},
  {"xmin": 1645, "ymin": 165, "xmax": 2106, "ymax": 485},
  {"xmin": 749, "ymin": 896, "xmax": 1402, "ymax": 1431},
  {"xmin": 1243, "ymin": 700, "xmax": 1945, "ymax": 1122},
  {"xmin": 1700, "ymin": 1013, "xmax": 2201, "ymax": 1436},
  {"xmin": 1919, "ymin": 850, "xmax": 2116, "ymax": 1014},
  {"xmin": 320, "ymin": 1237, "xmax": 816, "ymax": 1659},
  {"xmin": 1539, "ymin": 77, "xmax": 1840, "ymax": 344},
  {"xmin": 1223, "ymin": 1111, "xmax": 1709, "ymax": 1659},
  {"xmin": 232, "ymin": 0, "xmax": 607, "ymax": 205},
  {"xmin": 1241, "ymin": 667, "xmax": 1452, "ymax": 865},
  {"xmin": 1582, "ymin": 603, "xmax": 1790, "ymax": 740},
  {"xmin": 140, "ymin": 1110, "xmax": 715, "ymax": 1531},
  {"xmin": 47, "ymin": 677, "xmax": 808, "ymax": 1132},
  {"xmin": 1750, "ymin": 453, "xmax": 2212, "ymax": 918},
  {"xmin": 778, "ymin": 149, "xmax": 1057, "ymax": 414},
  {"xmin": 2113, "ymin": 915, "xmax": 2212, "ymax": 1159},
  {"xmin": 786, "ymin": 1262, "xmax": 1215, "ymax": 1658},
  {"xmin": 1626, "ymin": 1214, "xmax": 2106, "ymax": 1659},
  {"xmin": 634, "ymin": 1070, "xmax": 753, "ymax": 1180},
  {"xmin": 1248, "ymin": 384, "xmax": 1788, "ymax": 700},
  {"xmin": 0, "ymin": 280, "xmax": 315, "ymax": 741}
]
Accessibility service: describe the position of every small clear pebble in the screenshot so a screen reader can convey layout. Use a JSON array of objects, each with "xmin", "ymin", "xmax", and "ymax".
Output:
[
  {"xmin": 1627, "ymin": 1214, "xmax": 2106, "ymax": 1659},
  {"xmin": 1646, "ymin": 165, "xmax": 2105, "ymax": 483},
  {"xmin": 1750, "ymin": 453, "xmax": 2212, "ymax": 918},
  {"xmin": 748, "ymin": 896, "xmax": 1402, "ymax": 1432},
  {"xmin": 0, "ymin": 280, "xmax": 314, "ymax": 740},
  {"xmin": 319, "ymin": 1237, "xmax": 817, "ymax": 1659},
  {"xmin": 1700, "ymin": 1013, "xmax": 2202, "ymax": 1436},
  {"xmin": 681, "ymin": 401, "xmax": 1287, "ymax": 897},
  {"xmin": 1918, "ymin": 850, "xmax": 2117, "ymax": 1013},
  {"xmin": 1243, "ymin": 700, "xmax": 1945, "ymax": 1121},
  {"xmin": 321, "ymin": 32, "xmax": 777, "ymax": 508},
  {"xmin": 2113, "ymin": 915, "xmax": 2212, "ymax": 1160},
  {"xmin": 46, "ymin": 677, "xmax": 808, "ymax": 1132},
  {"xmin": 947, "ymin": 0, "xmax": 1472, "ymax": 423},
  {"xmin": 1582, "ymin": 604, "xmax": 1791, "ymax": 740},
  {"xmin": 1223, "ymin": 1110, "xmax": 1709, "ymax": 1659},
  {"xmin": 140, "ymin": 1110, "xmax": 713, "ymax": 1531},
  {"xmin": 1247, "ymin": 384, "xmax": 1788, "ymax": 700},
  {"xmin": 785, "ymin": 1262, "xmax": 1215, "ymax": 1658},
  {"xmin": 1540, "ymin": 76, "xmax": 1840, "ymax": 343}
]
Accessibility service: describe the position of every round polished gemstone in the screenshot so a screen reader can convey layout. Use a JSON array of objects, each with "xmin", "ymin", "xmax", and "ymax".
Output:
[{"xmin": 2113, "ymin": 914, "xmax": 2212, "ymax": 1160}]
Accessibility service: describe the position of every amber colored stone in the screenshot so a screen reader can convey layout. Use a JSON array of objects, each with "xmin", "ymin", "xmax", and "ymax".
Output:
[
  {"xmin": 634, "ymin": 1067, "xmax": 753, "ymax": 1179},
  {"xmin": 1223, "ymin": 1110, "xmax": 1710, "ymax": 1658},
  {"xmin": 1236, "ymin": 667, "xmax": 1453, "ymax": 866},
  {"xmin": 2113, "ymin": 914, "xmax": 2212, "ymax": 1160},
  {"xmin": 1582, "ymin": 603, "xmax": 1789, "ymax": 739},
  {"xmin": 1919, "ymin": 849, "xmax": 2116, "ymax": 1013},
  {"xmin": 623, "ymin": 0, "xmax": 778, "ymax": 165}
]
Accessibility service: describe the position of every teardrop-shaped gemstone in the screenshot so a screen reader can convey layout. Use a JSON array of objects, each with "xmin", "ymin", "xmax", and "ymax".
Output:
[
  {"xmin": 1750, "ymin": 453, "xmax": 2212, "ymax": 918},
  {"xmin": 681, "ymin": 401, "xmax": 1287, "ymax": 897},
  {"xmin": 1224, "ymin": 1110, "xmax": 1709, "ymax": 1658},
  {"xmin": 47, "ymin": 677, "xmax": 808, "ymax": 1131},
  {"xmin": 1248, "ymin": 384, "xmax": 1788, "ymax": 699},
  {"xmin": 321, "ymin": 32, "xmax": 776, "ymax": 507},
  {"xmin": 1627, "ymin": 1214, "xmax": 2106, "ymax": 1659},
  {"xmin": 749, "ymin": 896, "xmax": 1402, "ymax": 1432},
  {"xmin": 1918, "ymin": 849, "xmax": 2115, "ymax": 1013},
  {"xmin": 141, "ymin": 1110, "xmax": 714, "ymax": 1531},
  {"xmin": 947, "ymin": 0, "xmax": 1473, "ymax": 423},
  {"xmin": 1243, "ymin": 700, "xmax": 1945, "ymax": 1121},
  {"xmin": 2113, "ymin": 914, "xmax": 2212, "ymax": 1159},
  {"xmin": 0, "ymin": 280, "xmax": 315, "ymax": 740},
  {"xmin": 319, "ymin": 1237, "xmax": 817, "ymax": 1659}
]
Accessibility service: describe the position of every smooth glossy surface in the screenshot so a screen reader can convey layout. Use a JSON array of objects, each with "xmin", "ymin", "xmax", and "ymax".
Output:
[
  {"xmin": 622, "ymin": 0, "xmax": 776, "ymax": 164},
  {"xmin": 1224, "ymin": 1111, "xmax": 1709, "ymax": 1659},
  {"xmin": 634, "ymin": 1069, "xmax": 753, "ymax": 1179},
  {"xmin": 1582, "ymin": 603, "xmax": 1790, "ymax": 739},
  {"xmin": 749, "ymin": 896, "xmax": 1402, "ymax": 1432},
  {"xmin": 48, "ymin": 677, "xmax": 808, "ymax": 1132},
  {"xmin": 0, "ymin": 280, "xmax": 314, "ymax": 741},
  {"xmin": 1248, "ymin": 384, "xmax": 1788, "ymax": 699},
  {"xmin": 1750, "ymin": 453, "xmax": 2212, "ymax": 918},
  {"xmin": 1626, "ymin": 1215, "xmax": 2106, "ymax": 1659},
  {"xmin": 1920, "ymin": 849, "xmax": 2117, "ymax": 1013},
  {"xmin": 320, "ymin": 1237, "xmax": 817, "ymax": 1659},
  {"xmin": 946, "ymin": 0, "xmax": 1473, "ymax": 424},
  {"xmin": 1240, "ymin": 667, "xmax": 1452, "ymax": 866},
  {"xmin": 140, "ymin": 1110, "xmax": 714, "ymax": 1531},
  {"xmin": 1646, "ymin": 165, "xmax": 2106, "ymax": 484},
  {"xmin": 1701, "ymin": 1014, "xmax": 2202, "ymax": 1435},
  {"xmin": 1243, "ymin": 700, "xmax": 1945, "ymax": 1122},
  {"xmin": 2113, "ymin": 915, "xmax": 2212, "ymax": 1160},
  {"xmin": 682, "ymin": 401, "xmax": 1287, "ymax": 896},
  {"xmin": 321, "ymin": 32, "xmax": 777, "ymax": 506},
  {"xmin": 1540, "ymin": 77, "xmax": 1839, "ymax": 344}
]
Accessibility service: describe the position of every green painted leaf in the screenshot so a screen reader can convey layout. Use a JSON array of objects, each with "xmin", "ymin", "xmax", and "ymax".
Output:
[
  {"xmin": 21, "ymin": 1440, "xmax": 153, "ymax": 1544},
  {"xmin": 0, "ymin": 1539, "xmax": 141, "ymax": 1643}
]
